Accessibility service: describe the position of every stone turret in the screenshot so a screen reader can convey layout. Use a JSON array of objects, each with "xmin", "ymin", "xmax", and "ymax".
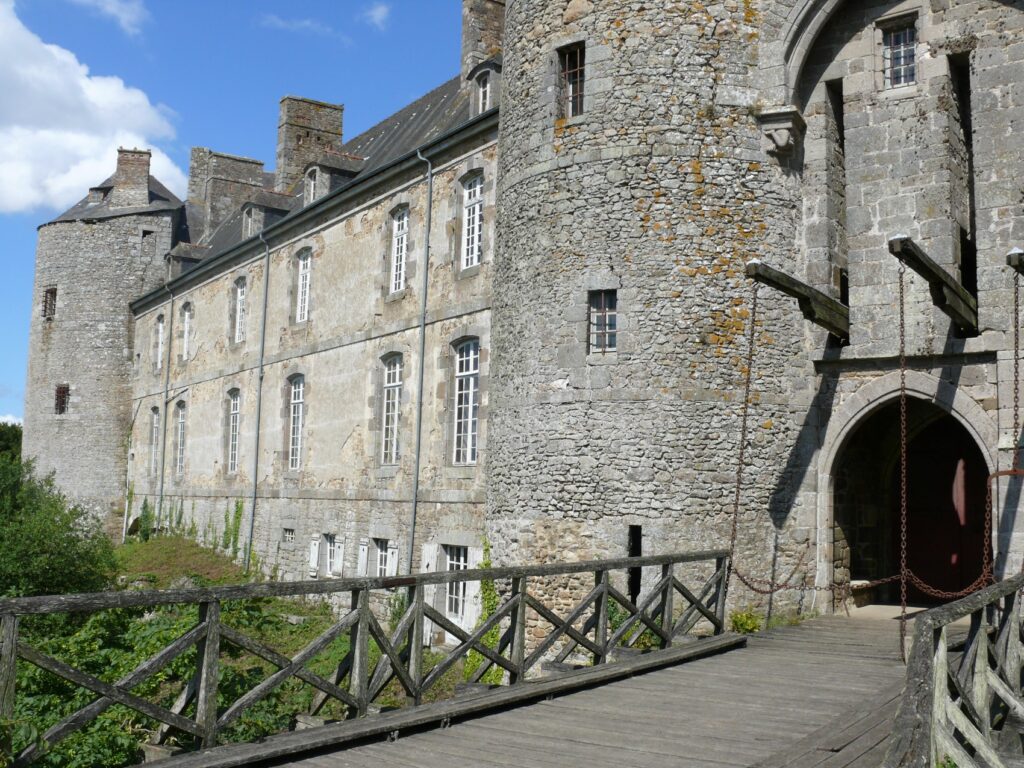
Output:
[{"xmin": 274, "ymin": 97, "xmax": 344, "ymax": 194}]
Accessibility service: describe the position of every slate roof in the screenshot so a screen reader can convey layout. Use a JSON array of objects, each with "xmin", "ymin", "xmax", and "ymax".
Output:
[{"xmin": 47, "ymin": 175, "xmax": 183, "ymax": 225}]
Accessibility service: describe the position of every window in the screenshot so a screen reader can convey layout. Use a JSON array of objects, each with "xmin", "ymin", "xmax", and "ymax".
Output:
[
  {"xmin": 42, "ymin": 286, "xmax": 57, "ymax": 321},
  {"xmin": 390, "ymin": 208, "xmax": 408, "ymax": 293},
  {"xmin": 560, "ymin": 43, "xmax": 586, "ymax": 117},
  {"xmin": 54, "ymin": 384, "xmax": 69, "ymax": 415},
  {"xmin": 374, "ymin": 538, "xmax": 390, "ymax": 577},
  {"xmin": 477, "ymin": 72, "xmax": 491, "ymax": 112},
  {"xmin": 233, "ymin": 278, "xmax": 247, "ymax": 344},
  {"xmin": 283, "ymin": 528, "xmax": 295, "ymax": 543},
  {"xmin": 150, "ymin": 407, "xmax": 160, "ymax": 475},
  {"xmin": 288, "ymin": 376, "xmax": 304, "ymax": 471},
  {"xmin": 227, "ymin": 389, "xmax": 240, "ymax": 474},
  {"xmin": 381, "ymin": 355, "xmax": 402, "ymax": 465},
  {"xmin": 325, "ymin": 534, "xmax": 342, "ymax": 576},
  {"xmin": 296, "ymin": 251, "xmax": 311, "ymax": 323},
  {"xmin": 155, "ymin": 314, "xmax": 165, "ymax": 370},
  {"xmin": 174, "ymin": 402, "xmax": 186, "ymax": 475},
  {"xmin": 461, "ymin": 175, "xmax": 484, "ymax": 270},
  {"xmin": 304, "ymin": 168, "xmax": 318, "ymax": 206},
  {"xmin": 883, "ymin": 22, "xmax": 916, "ymax": 88},
  {"xmin": 445, "ymin": 544, "xmax": 469, "ymax": 619},
  {"xmin": 243, "ymin": 206, "xmax": 256, "ymax": 239},
  {"xmin": 453, "ymin": 339, "xmax": 480, "ymax": 465},
  {"xmin": 588, "ymin": 290, "xmax": 617, "ymax": 353},
  {"xmin": 180, "ymin": 303, "xmax": 193, "ymax": 361}
]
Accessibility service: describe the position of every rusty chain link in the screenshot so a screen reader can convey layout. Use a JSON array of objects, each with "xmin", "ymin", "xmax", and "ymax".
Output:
[{"xmin": 898, "ymin": 259, "xmax": 909, "ymax": 660}]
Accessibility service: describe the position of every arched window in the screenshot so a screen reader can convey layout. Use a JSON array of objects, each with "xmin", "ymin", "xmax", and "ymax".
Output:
[
  {"xmin": 233, "ymin": 278, "xmax": 247, "ymax": 344},
  {"xmin": 477, "ymin": 72, "xmax": 491, "ymax": 112},
  {"xmin": 155, "ymin": 314, "xmax": 165, "ymax": 370},
  {"xmin": 227, "ymin": 389, "xmax": 241, "ymax": 474},
  {"xmin": 174, "ymin": 401, "xmax": 187, "ymax": 476},
  {"xmin": 149, "ymin": 407, "xmax": 160, "ymax": 475},
  {"xmin": 243, "ymin": 206, "xmax": 256, "ymax": 238},
  {"xmin": 296, "ymin": 251, "xmax": 312, "ymax": 323},
  {"xmin": 390, "ymin": 208, "xmax": 409, "ymax": 294},
  {"xmin": 288, "ymin": 375, "xmax": 305, "ymax": 471},
  {"xmin": 304, "ymin": 167, "xmax": 318, "ymax": 206},
  {"xmin": 381, "ymin": 355, "xmax": 403, "ymax": 465},
  {"xmin": 453, "ymin": 339, "xmax": 480, "ymax": 465},
  {"xmin": 180, "ymin": 303, "xmax": 193, "ymax": 361},
  {"xmin": 461, "ymin": 176, "xmax": 483, "ymax": 270}
]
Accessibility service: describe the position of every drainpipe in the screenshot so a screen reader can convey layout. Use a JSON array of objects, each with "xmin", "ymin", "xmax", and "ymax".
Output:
[
  {"xmin": 155, "ymin": 286, "xmax": 175, "ymax": 532},
  {"xmin": 121, "ymin": 400, "xmax": 143, "ymax": 542},
  {"xmin": 408, "ymin": 149, "xmax": 434, "ymax": 574},
  {"xmin": 244, "ymin": 231, "xmax": 272, "ymax": 572}
]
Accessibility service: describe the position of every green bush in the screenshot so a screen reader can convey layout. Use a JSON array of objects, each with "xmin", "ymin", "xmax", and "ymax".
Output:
[
  {"xmin": 0, "ymin": 455, "xmax": 116, "ymax": 599},
  {"xmin": 0, "ymin": 422, "xmax": 21, "ymax": 459},
  {"xmin": 464, "ymin": 539, "xmax": 503, "ymax": 684},
  {"xmin": 729, "ymin": 609, "xmax": 763, "ymax": 634}
]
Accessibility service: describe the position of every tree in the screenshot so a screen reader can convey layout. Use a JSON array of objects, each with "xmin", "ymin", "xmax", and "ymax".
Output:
[
  {"xmin": 0, "ymin": 455, "xmax": 116, "ymax": 598},
  {"xmin": 0, "ymin": 422, "xmax": 21, "ymax": 460}
]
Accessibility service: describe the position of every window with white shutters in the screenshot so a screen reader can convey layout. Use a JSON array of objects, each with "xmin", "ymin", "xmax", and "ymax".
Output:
[
  {"xmin": 444, "ymin": 544, "xmax": 469, "ymax": 620},
  {"xmin": 374, "ymin": 538, "xmax": 390, "ymax": 577}
]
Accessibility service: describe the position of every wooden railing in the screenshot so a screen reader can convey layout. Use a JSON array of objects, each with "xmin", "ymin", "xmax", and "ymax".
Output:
[
  {"xmin": 884, "ymin": 572, "xmax": 1024, "ymax": 768},
  {"xmin": 0, "ymin": 550, "xmax": 729, "ymax": 766}
]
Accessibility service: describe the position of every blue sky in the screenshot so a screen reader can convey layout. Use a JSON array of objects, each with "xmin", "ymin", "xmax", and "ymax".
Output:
[{"xmin": 0, "ymin": 0, "xmax": 462, "ymax": 422}]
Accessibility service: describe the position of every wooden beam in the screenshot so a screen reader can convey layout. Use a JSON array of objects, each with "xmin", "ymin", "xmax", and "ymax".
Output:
[
  {"xmin": 744, "ymin": 260, "xmax": 849, "ymax": 340},
  {"xmin": 888, "ymin": 235, "xmax": 978, "ymax": 334},
  {"xmin": 1007, "ymin": 247, "xmax": 1024, "ymax": 274}
]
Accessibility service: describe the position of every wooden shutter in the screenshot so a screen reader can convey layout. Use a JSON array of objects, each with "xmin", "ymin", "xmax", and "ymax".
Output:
[
  {"xmin": 308, "ymin": 536, "xmax": 320, "ymax": 579},
  {"xmin": 463, "ymin": 546, "xmax": 484, "ymax": 632},
  {"xmin": 357, "ymin": 537, "xmax": 369, "ymax": 576},
  {"xmin": 386, "ymin": 542, "xmax": 400, "ymax": 576}
]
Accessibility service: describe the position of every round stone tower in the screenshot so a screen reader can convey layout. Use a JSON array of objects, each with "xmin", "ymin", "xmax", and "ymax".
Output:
[
  {"xmin": 23, "ymin": 149, "xmax": 182, "ymax": 524},
  {"xmin": 487, "ymin": 1, "xmax": 812, "ymax": 590}
]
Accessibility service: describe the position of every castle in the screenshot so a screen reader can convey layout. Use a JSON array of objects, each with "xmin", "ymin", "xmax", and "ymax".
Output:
[{"xmin": 22, "ymin": 0, "xmax": 1024, "ymax": 626}]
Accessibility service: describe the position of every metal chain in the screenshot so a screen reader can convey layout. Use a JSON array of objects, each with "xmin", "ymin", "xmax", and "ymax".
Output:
[
  {"xmin": 898, "ymin": 260, "xmax": 909, "ymax": 662},
  {"xmin": 729, "ymin": 283, "xmax": 758, "ymax": 561}
]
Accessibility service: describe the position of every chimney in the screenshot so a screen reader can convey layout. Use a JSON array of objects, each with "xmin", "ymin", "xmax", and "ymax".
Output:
[
  {"xmin": 108, "ymin": 148, "xmax": 151, "ymax": 208},
  {"xmin": 461, "ymin": 0, "xmax": 505, "ymax": 79},
  {"xmin": 275, "ymin": 97, "xmax": 344, "ymax": 194}
]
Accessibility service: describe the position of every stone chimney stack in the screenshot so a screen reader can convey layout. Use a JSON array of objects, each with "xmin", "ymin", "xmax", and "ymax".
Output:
[
  {"xmin": 275, "ymin": 97, "xmax": 344, "ymax": 194},
  {"xmin": 461, "ymin": 0, "xmax": 505, "ymax": 78},
  {"xmin": 109, "ymin": 148, "xmax": 151, "ymax": 208}
]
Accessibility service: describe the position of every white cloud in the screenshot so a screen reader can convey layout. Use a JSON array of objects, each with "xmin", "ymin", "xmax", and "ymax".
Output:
[
  {"xmin": 259, "ymin": 13, "xmax": 351, "ymax": 44},
  {"xmin": 0, "ymin": 415, "xmax": 22, "ymax": 426},
  {"xmin": 67, "ymin": 0, "xmax": 148, "ymax": 36},
  {"xmin": 0, "ymin": 1, "xmax": 185, "ymax": 213},
  {"xmin": 359, "ymin": 2, "xmax": 390, "ymax": 31}
]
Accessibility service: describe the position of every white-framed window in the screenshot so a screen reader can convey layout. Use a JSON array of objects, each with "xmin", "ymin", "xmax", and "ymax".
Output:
[
  {"xmin": 588, "ymin": 290, "xmax": 617, "ymax": 353},
  {"xmin": 560, "ymin": 43, "xmax": 586, "ymax": 118},
  {"xmin": 390, "ymin": 208, "xmax": 409, "ymax": 293},
  {"xmin": 283, "ymin": 527, "xmax": 295, "ymax": 543},
  {"xmin": 149, "ymin": 407, "xmax": 160, "ymax": 475},
  {"xmin": 180, "ymin": 303, "xmax": 193, "ymax": 361},
  {"xmin": 308, "ymin": 536, "xmax": 321, "ymax": 578},
  {"xmin": 233, "ymin": 278, "xmax": 247, "ymax": 344},
  {"xmin": 477, "ymin": 72, "xmax": 491, "ymax": 112},
  {"xmin": 243, "ymin": 206, "xmax": 256, "ymax": 239},
  {"xmin": 288, "ymin": 375, "xmax": 304, "ymax": 471},
  {"xmin": 445, "ymin": 544, "xmax": 469, "ymax": 620},
  {"xmin": 883, "ymin": 22, "xmax": 916, "ymax": 88},
  {"xmin": 227, "ymin": 389, "xmax": 240, "ymax": 474},
  {"xmin": 382, "ymin": 355, "xmax": 402, "ymax": 465},
  {"xmin": 304, "ymin": 167, "xmax": 318, "ymax": 206},
  {"xmin": 461, "ymin": 175, "xmax": 484, "ymax": 270},
  {"xmin": 155, "ymin": 314, "xmax": 165, "ymax": 370},
  {"xmin": 325, "ymin": 534, "xmax": 342, "ymax": 576},
  {"xmin": 453, "ymin": 339, "xmax": 480, "ymax": 465},
  {"xmin": 174, "ymin": 401, "xmax": 186, "ymax": 476},
  {"xmin": 296, "ymin": 251, "xmax": 311, "ymax": 323},
  {"xmin": 374, "ymin": 538, "xmax": 390, "ymax": 577}
]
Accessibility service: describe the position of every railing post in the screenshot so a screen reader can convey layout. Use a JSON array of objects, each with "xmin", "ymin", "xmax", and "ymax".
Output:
[
  {"xmin": 594, "ymin": 570, "xmax": 609, "ymax": 665},
  {"xmin": 408, "ymin": 584, "xmax": 424, "ymax": 705},
  {"xmin": 350, "ymin": 588, "xmax": 370, "ymax": 717},
  {"xmin": 661, "ymin": 563, "xmax": 674, "ymax": 648},
  {"xmin": 195, "ymin": 601, "xmax": 220, "ymax": 749},
  {"xmin": 972, "ymin": 611, "xmax": 990, "ymax": 739},
  {"xmin": 1006, "ymin": 591, "xmax": 1022, "ymax": 697},
  {"xmin": 510, "ymin": 576, "xmax": 528, "ymax": 684},
  {"xmin": 932, "ymin": 626, "xmax": 948, "ymax": 764},
  {"xmin": 1, "ymin": 615, "xmax": 18, "ymax": 758},
  {"xmin": 715, "ymin": 556, "xmax": 729, "ymax": 635}
]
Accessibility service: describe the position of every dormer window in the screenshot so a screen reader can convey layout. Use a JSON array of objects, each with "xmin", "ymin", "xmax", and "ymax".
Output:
[
  {"xmin": 304, "ymin": 167, "xmax": 318, "ymax": 206},
  {"xmin": 477, "ymin": 72, "xmax": 491, "ymax": 113},
  {"xmin": 243, "ymin": 206, "xmax": 257, "ymax": 238}
]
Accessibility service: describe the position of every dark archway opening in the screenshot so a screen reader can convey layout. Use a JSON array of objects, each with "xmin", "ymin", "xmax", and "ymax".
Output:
[{"xmin": 833, "ymin": 398, "xmax": 988, "ymax": 604}]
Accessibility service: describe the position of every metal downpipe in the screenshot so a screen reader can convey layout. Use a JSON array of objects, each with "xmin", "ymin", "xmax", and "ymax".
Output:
[{"xmin": 244, "ymin": 232, "xmax": 272, "ymax": 572}]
